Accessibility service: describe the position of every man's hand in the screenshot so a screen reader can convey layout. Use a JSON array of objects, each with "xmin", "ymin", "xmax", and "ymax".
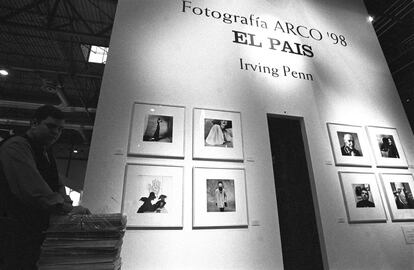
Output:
[
  {"xmin": 62, "ymin": 194, "xmax": 73, "ymax": 204},
  {"xmin": 54, "ymin": 201, "xmax": 73, "ymax": 214}
]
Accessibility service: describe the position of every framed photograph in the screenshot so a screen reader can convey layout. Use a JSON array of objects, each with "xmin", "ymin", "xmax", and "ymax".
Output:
[
  {"xmin": 128, "ymin": 102, "xmax": 185, "ymax": 158},
  {"xmin": 121, "ymin": 164, "xmax": 183, "ymax": 228},
  {"xmin": 380, "ymin": 173, "xmax": 414, "ymax": 221},
  {"xmin": 193, "ymin": 108, "xmax": 244, "ymax": 161},
  {"xmin": 338, "ymin": 172, "xmax": 386, "ymax": 223},
  {"xmin": 193, "ymin": 167, "xmax": 248, "ymax": 228},
  {"xmin": 366, "ymin": 126, "xmax": 408, "ymax": 168},
  {"xmin": 327, "ymin": 123, "xmax": 372, "ymax": 166}
]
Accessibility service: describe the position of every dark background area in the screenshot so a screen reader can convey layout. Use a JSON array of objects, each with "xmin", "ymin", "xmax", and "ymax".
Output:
[
  {"xmin": 268, "ymin": 116, "xmax": 325, "ymax": 270},
  {"xmin": 363, "ymin": 0, "xmax": 414, "ymax": 132}
]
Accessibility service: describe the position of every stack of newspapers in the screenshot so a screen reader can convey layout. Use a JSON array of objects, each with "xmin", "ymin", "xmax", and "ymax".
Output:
[{"xmin": 39, "ymin": 213, "xmax": 127, "ymax": 270}]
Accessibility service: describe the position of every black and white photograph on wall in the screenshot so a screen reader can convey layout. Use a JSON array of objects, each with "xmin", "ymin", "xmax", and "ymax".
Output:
[
  {"xmin": 193, "ymin": 167, "xmax": 248, "ymax": 227},
  {"xmin": 376, "ymin": 134, "xmax": 399, "ymax": 158},
  {"xmin": 136, "ymin": 176, "xmax": 170, "ymax": 214},
  {"xmin": 390, "ymin": 182, "xmax": 414, "ymax": 209},
  {"xmin": 128, "ymin": 102, "xmax": 185, "ymax": 158},
  {"xmin": 122, "ymin": 164, "xmax": 183, "ymax": 227},
  {"xmin": 327, "ymin": 123, "xmax": 372, "ymax": 166},
  {"xmin": 204, "ymin": 119, "xmax": 233, "ymax": 148},
  {"xmin": 339, "ymin": 172, "xmax": 386, "ymax": 223},
  {"xmin": 143, "ymin": 115, "xmax": 173, "ymax": 143},
  {"xmin": 381, "ymin": 173, "xmax": 414, "ymax": 221},
  {"xmin": 206, "ymin": 179, "xmax": 236, "ymax": 212},
  {"xmin": 193, "ymin": 108, "xmax": 244, "ymax": 161},
  {"xmin": 353, "ymin": 184, "xmax": 375, "ymax": 208},
  {"xmin": 337, "ymin": 132, "xmax": 363, "ymax": 157},
  {"xmin": 367, "ymin": 126, "xmax": 408, "ymax": 167}
]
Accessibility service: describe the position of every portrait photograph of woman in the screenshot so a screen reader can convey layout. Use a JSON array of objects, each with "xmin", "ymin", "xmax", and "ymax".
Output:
[
  {"xmin": 366, "ymin": 126, "xmax": 407, "ymax": 167},
  {"xmin": 376, "ymin": 134, "xmax": 399, "ymax": 158},
  {"xmin": 143, "ymin": 114, "xmax": 173, "ymax": 143},
  {"xmin": 204, "ymin": 118, "xmax": 233, "ymax": 148},
  {"xmin": 128, "ymin": 103, "xmax": 185, "ymax": 158},
  {"xmin": 193, "ymin": 108, "xmax": 243, "ymax": 160}
]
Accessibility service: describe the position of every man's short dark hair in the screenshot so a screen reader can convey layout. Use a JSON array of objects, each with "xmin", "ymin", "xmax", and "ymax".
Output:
[{"xmin": 33, "ymin": 105, "xmax": 64, "ymax": 122}]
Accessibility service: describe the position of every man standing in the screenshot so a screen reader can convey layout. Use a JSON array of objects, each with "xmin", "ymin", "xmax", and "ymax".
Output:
[
  {"xmin": 341, "ymin": 133, "xmax": 361, "ymax": 156},
  {"xmin": 0, "ymin": 105, "xmax": 89, "ymax": 269},
  {"xmin": 215, "ymin": 181, "xmax": 228, "ymax": 212}
]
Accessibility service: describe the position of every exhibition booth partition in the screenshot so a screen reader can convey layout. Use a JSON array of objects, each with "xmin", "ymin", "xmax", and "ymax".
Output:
[{"xmin": 82, "ymin": 0, "xmax": 414, "ymax": 269}]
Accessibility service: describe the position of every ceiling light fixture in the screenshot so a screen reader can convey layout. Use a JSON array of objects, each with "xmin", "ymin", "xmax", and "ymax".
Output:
[
  {"xmin": 368, "ymin": 16, "xmax": 374, "ymax": 23},
  {"xmin": 0, "ymin": 69, "xmax": 9, "ymax": 76}
]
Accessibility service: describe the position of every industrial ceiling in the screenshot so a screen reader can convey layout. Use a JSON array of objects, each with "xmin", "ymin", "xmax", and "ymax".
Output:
[
  {"xmin": 0, "ymin": 0, "xmax": 412, "ymax": 160},
  {"xmin": 0, "ymin": 0, "xmax": 116, "ymax": 160}
]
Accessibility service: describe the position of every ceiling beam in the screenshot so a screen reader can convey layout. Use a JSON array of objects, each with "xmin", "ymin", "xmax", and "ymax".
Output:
[
  {"xmin": 0, "ymin": 100, "xmax": 96, "ymax": 114},
  {"xmin": 0, "ymin": 28, "xmax": 109, "ymax": 47},
  {"xmin": 64, "ymin": 0, "xmax": 96, "ymax": 35},
  {"xmin": 0, "ymin": 0, "xmax": 48, "ymax": 22},
  {"xmin": 46, "ymin": 0, "xmax": 62, "ymax": 28},
  {"xmin": 95, "ymin": 24, "xmax": 113, "ymax": 36},
  {"xmin": 374, "ymin": 0, "xmax": 413, "ymax": 37},
  {"xmin": 391, "ymin": 59, "xmax": 414, "ymax": 75},
  {"xmin": 0, "ymin": 118, "xmax": 94, "ymax": 142},
  {"xmin": 0, "ymin": 21, "xmax": 111, "ymax": 42},
  {"xmin": 0, "ymin": 50, "xmax": 83, "ymax": 64},
  {"xmin": 86, "ymin": 0, "xmax": 115, "ymax": 21},
  {"xmin": 9, "ymin": 66, "xmax": 103, "ymax": 79}
]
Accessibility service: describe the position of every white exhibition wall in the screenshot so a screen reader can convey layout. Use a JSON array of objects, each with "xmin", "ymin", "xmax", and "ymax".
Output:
[{"xmin": 83, "ymin": 0, "xmax": 414, "ymax": 269}]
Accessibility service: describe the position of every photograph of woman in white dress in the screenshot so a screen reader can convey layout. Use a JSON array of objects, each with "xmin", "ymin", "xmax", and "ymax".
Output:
[{"xmin": 204, "ymin": 119, "xmax": 233, "ymax": 147}]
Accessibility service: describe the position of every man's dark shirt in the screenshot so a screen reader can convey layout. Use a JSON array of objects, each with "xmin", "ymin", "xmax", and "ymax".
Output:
[
  {"xmin": 341, "ymin": 145, "xmax": 361, "ymax": 156},
  {"xmin": 0, "ymin": 135, "xmax": 65, "ymax": 232},
  {"xmin": 356, "ymin": 199, "xmax": 375, "ymax": 208}
]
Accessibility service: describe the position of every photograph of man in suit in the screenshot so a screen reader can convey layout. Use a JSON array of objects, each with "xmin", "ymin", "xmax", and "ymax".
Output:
[{"xmin": 340, "ymin": 133, "xmax": 361, "ymax": 156}]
